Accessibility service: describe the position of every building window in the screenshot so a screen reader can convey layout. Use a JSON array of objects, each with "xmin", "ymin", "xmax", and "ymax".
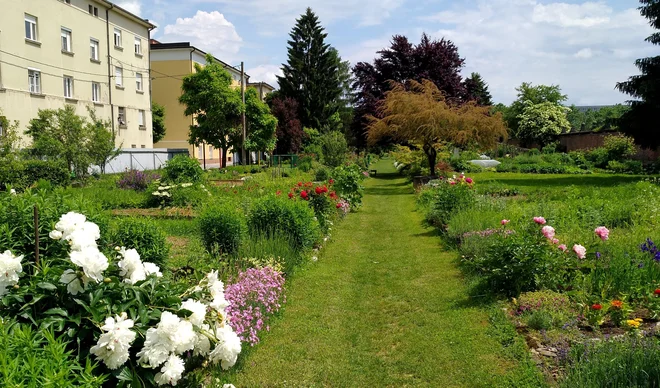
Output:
[
  {"xmin": 141, "ymin": 145, "xmax": 146, "ymax": 148},
  {"xmin": 25, "ymin": 14, "xmax": 38, "ymax": 41},
  {"xmin": 61, "ymin": 28, "xmax": 72, "ymax": 52},
  {"xmin": 118, "ymin": 107, "xmax": 126, "ymax": 126},
  {"xmin": 134, "ymin": 37, "xmax": 141, "ymax": 55},
  {"xmin": 90, "ymin": 38, "xmax": 99, "ymax": 61},
  {"xmin": 63, "ymin": 76, "xmax": 73, "ymax": 98},
  {"xmin": 92, "ymin": 82, "xmax": 100, "ymax": 102},
  {"xmin": 115, "ymin": 66, "xmax": 123, "ymax": 87},
  {"xmin": 88, "ymin": 5, "xmax": 98, "ymax": 16},
  {"xmin": 28, "ymin": 69, "xmax": 41, "ymax": 94},
  {"xmin": 63, "ymin": 0, "xmax": 71, "ymax": 4},
  {"xmin": 113, "ymin": 28, "xmax": 122, "ymax": 48},
  {"xmin": 138, "ymin": 110, "xmax": 145, "ymax": 128},
  {"xmin": 135, "ymin": 73, "xmax": 143, "ymax": 91},
  {"xmin": 131, "ymin": 144, "xmax": 136, "ymax": 148}
]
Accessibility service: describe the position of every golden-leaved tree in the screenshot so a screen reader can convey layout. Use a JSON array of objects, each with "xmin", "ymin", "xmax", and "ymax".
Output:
[{"xmin": 367, "ymin": 80, "xmax": 507, "ymax": 176}]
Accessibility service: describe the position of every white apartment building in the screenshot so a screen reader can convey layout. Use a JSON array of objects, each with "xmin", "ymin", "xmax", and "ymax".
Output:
[{"xmin": 0, "ymin": 0, "xmax": 155, "ymax": 149}]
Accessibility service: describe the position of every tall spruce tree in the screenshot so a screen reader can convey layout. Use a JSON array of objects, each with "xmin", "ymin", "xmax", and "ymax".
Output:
[
  {"xmin": 464, "ymin": 72, "xmax": 493, "ymax": 106},
  {"xmin": 278, "ymin": 8, "xmax": 341, "ymax": 130},
  {"xmin": 616, "ymin": 0, "xmax": 660, "ymax": 148}
]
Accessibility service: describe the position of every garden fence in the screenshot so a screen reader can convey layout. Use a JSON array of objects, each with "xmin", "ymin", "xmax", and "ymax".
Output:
[{"xmin": 102, "ymin": 148, "xmax": 189, "ymax": 173}]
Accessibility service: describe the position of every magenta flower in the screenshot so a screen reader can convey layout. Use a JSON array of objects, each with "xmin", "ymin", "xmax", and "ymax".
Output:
[
  {"xmin": 594, "ymin": 226, "xmax": 610, "ymax": 241},
  {"xmin": 541, "ymin": 226, "xmax": 556, "ymax": 240},
  {"xmin": 501, "ymin": 219, "xmax": 510, "ymax": 226},
  {"xmin": 573, "ymin": 244, "xmax": 587, "ymax": 259},
  {"xmin": 551, "ymin": 238, "xmax": 560, "ymax": 244},
  {"xmin": 533, "ymin": 217, "xmax": 547, "ymax": 225},
  {"xmin": 466, "ymin": 177, "xmax": 473, "ymax": 184},
  {"xmin": 558, "ymin": 244, "xmax": 568, "ymax": 252}
]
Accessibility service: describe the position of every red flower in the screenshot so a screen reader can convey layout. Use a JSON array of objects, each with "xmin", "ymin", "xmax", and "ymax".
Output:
[
  {"xmin": 305, "ymin": 182, "xmax": 313, "ymax": 187},
  {"xmin": 288, "ymin": 192, "xmax": 294, "ymax": 199},
  {"xmin": 466, "ymin": 178, "xmax": 473, "ymax": 184},
  {"xmin": 654, "ymin": 289, "xmax": 660, "ymax": 296},
  {"xmin": 336, "ymin": 203, "xmax": 342, "ymax": 208},
  {"xmin": 322, "ymin": 186, "xmax": 328, "ymax": 193},
  {"xmin": 329, "ymin": 191, "xmax": 338, "ymax": 200},
  {"xmin": 611, "ymin": 300, "xmax": 623, "ymax": 309},
  {"xmin": 300, "ymin": 190, "xmax": 308, "ymax": 199},
  {"xmin": 315, "ymin": 186, "xmax": 323, "ymax": 195},
  {"xmin": 591, "ymin": 303, "xmax": 602, "ymax": 310},
  {"xmin": 297, "ymin": 182, "xmax": 303, "ymax": 187},
  {"xmin": 276, "ymin": 190, "xmax": 281, "ymax": 196},
  {"xmin": 329, "ymin": 179, "xmax": 335, "ymax": 184}
]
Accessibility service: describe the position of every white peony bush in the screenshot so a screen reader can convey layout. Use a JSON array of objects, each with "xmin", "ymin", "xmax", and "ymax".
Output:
[{"xmin": 0, "ymin": 212, "xmax": 242, "ymax": 386}]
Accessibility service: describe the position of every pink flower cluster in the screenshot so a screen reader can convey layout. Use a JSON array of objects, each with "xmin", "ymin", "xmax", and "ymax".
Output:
[
  {"xmin": 533, "ymin": 217, "xmax": 546, "ymax": 225},
  {"xmin": 225, "ymin": 267, "xmax": 286, "ymax": 346}
]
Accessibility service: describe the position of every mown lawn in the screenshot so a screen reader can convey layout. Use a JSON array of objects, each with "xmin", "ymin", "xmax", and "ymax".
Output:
[{"xmin": 217, "ymin": 159, "xmax": 539, "ymax": 387}]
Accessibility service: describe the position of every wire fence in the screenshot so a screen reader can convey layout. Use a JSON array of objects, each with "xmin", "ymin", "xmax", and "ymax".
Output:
[{"xmin": 103, "ymin": 148, "xmax": 189, "ymax": 173}]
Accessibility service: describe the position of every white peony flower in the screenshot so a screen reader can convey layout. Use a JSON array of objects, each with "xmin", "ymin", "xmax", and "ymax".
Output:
[
  {"xmin": 137, "ymin": 312, "xmax": 196, "ymax": 368},
  {"xmin": 117, "ymin": 248, "xmax": 146, "ymax": 285},
  {"xmin": 154, "ymin": 354, "xmax": 185, "ymax": 386},
  {"xmin": 193, "ymin": 326, "xmax": 211, "ymax": 357},
  {"xmin": 67, "ymin": 228, "xmax": 99, "ymax": 251},
  {"xmin": 180, "ymin": 299, "xmax": 207, "ymax": 327},
  {"xmin": 181, "ymin": 183, "xmax": 193, "ymax": 188},
  {"xmin": 209, "ymin": 325, "xmax": 242, "ymax": 370},
  {"xmin": 210, "ymin": 295, "xmax": 229, "ymax": 314},
  {"xmin": 144, "ymin": 262, "xmax": 163, "ymax": 277},
  {"xmin": 0, "ymin": 250, "xmax": 23, "ymax": 296},
  {"xmin": 90, "ymin": 313, "xmax": 137, "ymax": 369},
  {"xmin": 69, "ymin": 246, "xmax": 108, "ymax": 284},
  {"xmin": 54, "ymin": 212, "xmax": 87, "ymax": 239},
  {"xmin": 49, "ymin": 230, "xmax": 63, "ymax": 240},
  {"xmin": 59, "ymin": 269, "xmax": 84, "ymax": 295},
  {"xmin": 223, "ymin": 385, "xmax": 236, "ymax": 388},
  {"xmin": 9, "ymin": 189, "xmax": 16, "ymax": 195}
]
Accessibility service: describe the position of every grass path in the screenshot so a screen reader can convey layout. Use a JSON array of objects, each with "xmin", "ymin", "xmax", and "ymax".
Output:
[{"xmin": 221, "ymin": 159, "xmax": 522, "ymax": 387}]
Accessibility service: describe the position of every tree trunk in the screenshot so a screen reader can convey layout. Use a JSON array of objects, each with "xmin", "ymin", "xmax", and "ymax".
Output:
[
  {"xmin": 221, "ymin": 147, "xmax": 227, "ymax": 168},
  {"xmin": 423, "ymin": 143, "xmax": 437, "ymax": 177}
]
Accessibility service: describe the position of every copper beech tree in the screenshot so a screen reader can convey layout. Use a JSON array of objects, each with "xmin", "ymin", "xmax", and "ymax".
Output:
[{"xmin": 367, "ymin": 80, "xmax": 507, "ymax": 176}]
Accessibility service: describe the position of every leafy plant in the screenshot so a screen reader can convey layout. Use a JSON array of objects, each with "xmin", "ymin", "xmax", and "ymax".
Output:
[
  {"xmin": 199, "ymin": 204, "xmax": 246, "ymax": 256},
  {"xmin": 162, "ymin": 155, "xmax": 204, "ymax": 184},
  {"xmin": 332, "ymin": 164, "xmax": 365, "ymax": 208},
  {"xmin": 117, "ymin": 170, "xmax": 160, "ymax": 191},
  {"xmin": 107, "ymin": 217, "xmax": 170, "ymax": 268}
]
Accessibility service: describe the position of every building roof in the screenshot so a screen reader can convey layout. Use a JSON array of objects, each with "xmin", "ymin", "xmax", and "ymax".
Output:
[
  {"xmin": 150, "ymin": 41, "xmax": 249, "ymax": 78},
  {"xmin": 93, "ymin": 0, "xmax": 156, "ymax": 29},
  {"xmin": 248, "ymin": 81, "xmax": 277, "ymax": 91},
  {"xmin": 573, "ymin": 105, "xmax": 616, "ymax": 113}
]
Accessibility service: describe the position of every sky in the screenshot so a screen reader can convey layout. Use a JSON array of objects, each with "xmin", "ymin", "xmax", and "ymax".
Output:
[{"xmin": 118, "ymin": 0, "xmax": 654, "ymax": 105}]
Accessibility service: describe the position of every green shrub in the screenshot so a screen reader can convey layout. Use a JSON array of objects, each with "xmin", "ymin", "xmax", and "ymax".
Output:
[
  {"xmin": 319, "ymin": 131, "xmax": 348, "ymax": 168},
  {"xmin": 108, "ymin": 217, "xmax": 169, "ymax": 268},
  {"xmin": 162, "ymin": 155, "xmax": 203, "ymax": 183},
  {"xmin": 236, "ymin": 234, "xmax": 302, "ymax": 274},
  {"xmin": 0, "ymin": 159, "xmax": 70, "ymax": 190},
  {"xmin": 297, "ymin": 155, "xmax": 314, "ymax": 172},
  {"xmin": 604, "ymin": 134, "xmax": 636, "ymax": 161},
  {"xmin": 542, "ymin": 142, "xmax": 559, "ymax": 154},
  {"xmin": 332, "ymin": 164, "xmax": 365, "ymax": 208},
  {"xmin": 0, "ymin": 319, "xmax": 107, "ymax": 386},
  {"xmin": 199, "ymin": 204, "xmax": 246, "ymax": 256},
  {"xmin": 248, "ymin": 195, "xmax": 320, "ymax": 251},
  {"xmin": 315, "ymin": 167, "xmax": 330, "ymax": 182},
  {"xmin": 561, "ymin": 337, "xmax": 660, "ymax": 388},
  {"xmin": 424, "ymin": 182, "xmax": 476, "ymax": 228}
]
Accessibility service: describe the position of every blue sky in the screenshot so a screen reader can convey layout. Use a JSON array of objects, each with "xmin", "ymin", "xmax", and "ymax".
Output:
[{"xmin": 119, "ymin": 0, "xmax": 653, "ymax": 105}]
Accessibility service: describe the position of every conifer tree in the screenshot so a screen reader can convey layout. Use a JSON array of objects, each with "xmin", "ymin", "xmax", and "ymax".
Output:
[
  {"xmin": 464, "ymin": 72, "xmax": 493, "ymax": 106},
  {"xmin": 278, "ymin": 8, "xmax": 341, "ymax": 130},
  {"xmin": 616, "ymin": 0, "xmax": 660, "ymax": 148}
]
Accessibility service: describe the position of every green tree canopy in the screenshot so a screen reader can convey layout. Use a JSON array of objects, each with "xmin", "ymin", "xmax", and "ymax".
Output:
[
  {"xmin": 242, "ymin": 87, "xmax": 278, "ymax": 156},
  {"xmin": 179, "ymin": 53, "xmax": 243, "ymax": 168},
  {"xmin": 86, "ymin": 108, "xmax": 120, "ymax": 174},
  {"xmin": 278, "ymin": 8, "xmax": 342, "ymax": 130},
  {"xmin": 616, "ymin": 0, "xmax": 660, "ymax": 148},
  {"xmin": 504, "ymin": 83, "xmax": 567, "ymax": 134},
  {"xmin": 464, "ymin": 72, "xmax": 493, "ymax": 106},
  {"xmin": 152, "ymin": 102, "xmax": 166, "ymax": 144},
  {"xmin": 516, "ymin": 102, "xmax": 571, "ymax": 146}
]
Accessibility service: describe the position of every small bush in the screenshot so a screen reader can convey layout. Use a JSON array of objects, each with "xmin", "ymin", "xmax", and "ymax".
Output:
[
  {"xmin": 117, "ymin": 169, "xmax": 160, "ymax": 191},
  {"xmin": 108, "ymin": 218, "xmax": 169, "ymax": 268},
  {"xmin": 332, "ymin": 164, "xmax": 365, "ymax": 208},
  {"xmin": 315, "ymin": 167, "xmax": 330, "ymax": 182},
  {"xmin": 248, "ymin": 195, "xmax": 320, "ymax": 251},
  {"xmin": 236, "ymin": 235, "xmax": 302, "ymax": 274},
  {"xmin": 199, "ymin": 204, "xmax": 246, "ymax": 256},
  {"xmin": 424, "ymin": 181, "xmax": 476, "ymax": 228},
  {"xmin": 23, "ymin": 160, "xmax": 70, "ymax": 188},
  {"xmin": 163, "ymin": 155, "xmax": 203, "ymax": 183},
  {"xmin": 297, "ymin": 155, "xmax": 314, "ymax": 172},
  {"xmin": 319, "ymin": 131, "xmax": 348, "ymax": 168},
  {"xmin": 604, "ymin": 134, "xmax": 636, "ymax": 161}
]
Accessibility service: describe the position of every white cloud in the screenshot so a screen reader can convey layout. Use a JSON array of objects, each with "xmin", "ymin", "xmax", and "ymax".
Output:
[
  {"xmin": 246, "ymin": 64, "xmax": 282, "ymax": 87},
  {"xmin": 161, "ymin": 11, "xmax": 243, "ymax": 62},
  {"xmin": 422, "ymin": 0, "xmax": 652, "ymax": 105},
  {"xmin": 194, "ymin": 0, "xmax": 405, "ymax": 34},
  {"xmin": 574, "ymin": 48, "xmax": 594, "ymax": 59},
  {"xmin": 117, "ymin": 1, "xmax": 142, "ymax": 17}
]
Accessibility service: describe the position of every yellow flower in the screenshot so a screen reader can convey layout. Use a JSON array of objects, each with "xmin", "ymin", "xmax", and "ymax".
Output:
[{"xmin": 626, "ymin": 319, "xmax": 641, "ymax": 328}]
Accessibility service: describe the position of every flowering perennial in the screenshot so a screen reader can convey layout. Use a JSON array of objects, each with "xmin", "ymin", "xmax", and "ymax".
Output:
[
  {"xmin": 0, "ymin": 250, "xmax": 23, "ymax": 296},
  {"xmin": 225, "ymin": 267, "xmax": 286, "ymax": 346},
  {"xmin": 573, "ymin": 244, "xmax": 587, "ymax": 259},
  {"xmin": 594, "ymin": 226, "xmax": 610, "ymax": 241},
  {"xmin": 90, "ymin": 313, "xmax": 137, "ymax": 369},
  {"xmin": 533, "ymin": 216, "xmax": 547, "ymax": 225}
]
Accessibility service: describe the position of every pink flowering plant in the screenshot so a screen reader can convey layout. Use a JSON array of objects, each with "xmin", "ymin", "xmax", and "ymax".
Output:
[{"xmin": 225, "ymin": 266, "xmax": 286, "ymax": 346}]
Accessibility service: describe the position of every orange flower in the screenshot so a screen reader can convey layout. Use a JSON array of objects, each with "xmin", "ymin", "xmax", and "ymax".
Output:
[{"xmin": 611, "ymin": 300, "xmax": 623, "ymax": 309}]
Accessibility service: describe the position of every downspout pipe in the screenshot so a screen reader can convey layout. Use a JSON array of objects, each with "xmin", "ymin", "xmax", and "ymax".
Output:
[{"xmin": 106, "ymin": 4, "xmax": 115, "ymax": 138}]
